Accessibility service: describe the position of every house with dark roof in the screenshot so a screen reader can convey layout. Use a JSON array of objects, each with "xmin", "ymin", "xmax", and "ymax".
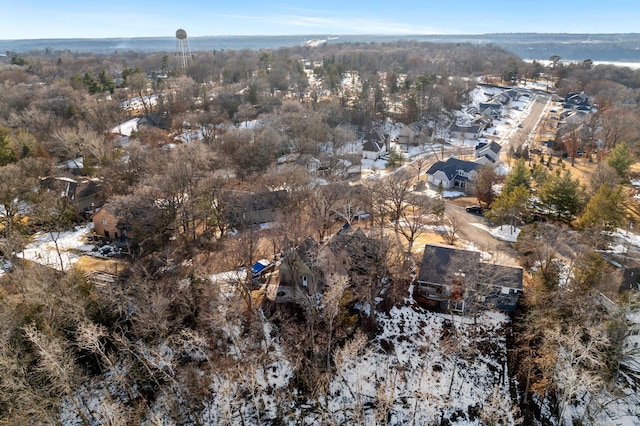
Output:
[
  {"xmin": 479, "ymin": 101, "xmax": 502, "ymax": 117},
  {"xmin": 228, "ymin": 190, "xmax": 288, "ymax": 227},
  {"xmin": 426, "ymin": 157, "xmax": 481, "ymax": 190},
  {"xmin": 417, "ymin": 244, "xmax": 523, "ymax": 313},
  {"xmin": 450, "ymin": 124, "xmax": 483, "ymax": 140},
  {"xmin": 471, "ymin": 116, "xmax": 492, "ymax": 130},
  {"xmin": 474, "ymin": 141, "xmax": 502, "ymax": 165},
  {"xmin": 275, "ymin": 228, "xmax": 386, "ymax": 303},
  {"xmin": 278, "ymin": 237, "xmax": 321, "ymax": 293},
  {"xmin": 41, "ymin": 176, "xmax": 103, "ymax": 216},
  {"xmin": 617, "ymin": 268, "xmax": 640, "ymax": 294},
  {"xmin": 503, "ymin": 89, "xmax": 520, "ymax": 101},
  {"xmin": 361, "ymin": 129, "xmax": 389, "ymax": 160},
  {"xmin": 564, "ymin": 92, "xmax": 590, "ymax": 110}
]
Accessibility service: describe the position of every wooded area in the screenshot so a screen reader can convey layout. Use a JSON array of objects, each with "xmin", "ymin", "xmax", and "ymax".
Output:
[{"xmin": 1, "ymin": 41, "xmax": 640, "ymax": 424}]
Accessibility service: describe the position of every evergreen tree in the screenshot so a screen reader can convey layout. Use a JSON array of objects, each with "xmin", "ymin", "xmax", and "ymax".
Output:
[
  {"xmin": 503, "ymin": 159, "xmax": 531, "ymax": 195},
  {"xmin": 0, "ymin": 127, "xmax": 17, "ymax": 166},
  {"xmin": 577, "ymin": 184, "xmax": 627, "ymax": 232},
  {"xmin": 98, "ymin": 70, "xmax": 115, "ymax": 94},
  {"xmin": 606, "ymin": 141, "xmax": 634, "ymax": 179},
  {"xmin": 539, "ymin": 169, "xmax": 583, "ymax": 224},
  {"xmin": 386, "ymin": 149, "xmax": 405, "ymax": 168},
  {"xmin": 486, "ymin": 184, "xmax": 530, "ymax": 230}
]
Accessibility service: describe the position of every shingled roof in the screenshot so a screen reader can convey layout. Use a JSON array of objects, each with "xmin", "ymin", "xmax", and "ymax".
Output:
[{"xmin": 426, "ymin": 157, "xmax": 481, "ymax": 180}]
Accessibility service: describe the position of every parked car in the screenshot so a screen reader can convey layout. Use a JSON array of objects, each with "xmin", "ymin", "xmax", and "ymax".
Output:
[{"xmin": 465, "ymin": 205, "xmax": 484, "ymax": 215}]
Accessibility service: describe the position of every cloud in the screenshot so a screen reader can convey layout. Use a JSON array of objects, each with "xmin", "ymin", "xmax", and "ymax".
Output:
[{"xmin": 212, "ymin": 11, "xmax": 442, "ymax": 35}]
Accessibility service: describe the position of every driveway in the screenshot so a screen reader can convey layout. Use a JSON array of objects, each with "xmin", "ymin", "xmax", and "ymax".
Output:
[{"xmin": 444, "ymin": 202, "xmax": 520, "ymax": 267}]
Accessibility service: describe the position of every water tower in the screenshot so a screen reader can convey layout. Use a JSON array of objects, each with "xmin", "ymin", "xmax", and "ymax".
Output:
[{"xmin": 175, "ymin": 28, "xmax": 191, "ymax": 70}]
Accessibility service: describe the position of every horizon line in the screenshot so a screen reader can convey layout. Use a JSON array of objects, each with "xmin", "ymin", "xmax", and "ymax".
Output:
[{"xmin": 2, "ymin": 31, "xmax": 640, "ymax": 42}]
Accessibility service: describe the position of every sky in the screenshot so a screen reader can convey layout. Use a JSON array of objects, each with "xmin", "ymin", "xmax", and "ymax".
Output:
[{"xmin": 1, "ymin": 0, "xmax": 640, "ymax": 40}]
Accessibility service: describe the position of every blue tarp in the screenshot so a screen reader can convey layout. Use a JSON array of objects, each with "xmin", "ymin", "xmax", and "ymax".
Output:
[{"xmin": 252, "ymin": 259, "xmax": 271, "ymax": 275}]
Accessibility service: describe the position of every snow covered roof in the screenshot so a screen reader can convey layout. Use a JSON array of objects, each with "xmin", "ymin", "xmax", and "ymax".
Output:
[{"xmin": 111, "ymin": 118, "xmax": 140, "ymax": 136}]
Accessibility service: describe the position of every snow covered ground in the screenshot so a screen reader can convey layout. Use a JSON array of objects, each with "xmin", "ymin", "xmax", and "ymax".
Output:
[
  {"xmin": 328, "ymin": 306, "xmax": 517, "ymax": 425},
  {"xmin": 17, "ymin": 224, "xmax": 95, "ymax": 271},
  {"xmin": 15, "ymin": 223, "xmax": 121, "ymax": 271},
  {"xmin": 59, "ymin": 299, "xmax": 518, "ymax": 425}
]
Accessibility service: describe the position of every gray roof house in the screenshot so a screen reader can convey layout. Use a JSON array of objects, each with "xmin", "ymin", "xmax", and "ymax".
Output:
[
  {"xmin": 417, "ymin": 244, "xmax": 523, "ymax": 313},
  {"xmin": 426, "ymin": 157, "xmax": 481, "ymax": 190},
  {"xmin": 450, "ymin": 124, "xmax": 483, "ymax": 140},
  {"xmin": 564, "ymin": 92, "xmax": 590, "ymax": 109},
  {"xmin": 474, "ymin": 141, "xmax": 502, "ymax": 165},
  {"xmin": 362, "ymin": 129, "xmax": 389, "ymax": 160}
]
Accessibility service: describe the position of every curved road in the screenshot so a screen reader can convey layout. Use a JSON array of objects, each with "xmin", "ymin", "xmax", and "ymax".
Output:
[{"xmin": 444, "ymin": 202, "xmax": 521, "ymax": 267}]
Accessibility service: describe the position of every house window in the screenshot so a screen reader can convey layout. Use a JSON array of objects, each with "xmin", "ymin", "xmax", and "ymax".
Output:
[
  {"xmin": 450, "ymin": 300, "xmax": 465, "ymax": 312},
  {"xmin": 102, "ymin": 219, "xmax": 108, "ymax": 225}
]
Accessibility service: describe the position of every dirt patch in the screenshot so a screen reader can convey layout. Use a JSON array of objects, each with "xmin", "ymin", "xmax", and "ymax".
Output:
[
  {"xmin": 447, "ymin": 196, "xmax": 478, "ymax": 208},
  {"xmin": 412, "ymin": 231, "xmax": 448, "ymax": 251},
  {"xmin": 76, "ymin": 255, "xmax": 125, "ymax": 274}
]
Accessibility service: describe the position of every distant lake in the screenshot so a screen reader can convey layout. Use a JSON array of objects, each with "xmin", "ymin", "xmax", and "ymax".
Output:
[{"xmin": 2, "ymin": 33, "xmax": 640, "ymax": 63}]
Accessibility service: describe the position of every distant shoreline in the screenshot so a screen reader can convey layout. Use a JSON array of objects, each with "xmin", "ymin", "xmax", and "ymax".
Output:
[
  {"xmin": 525, "ymin": 59, "xmax": 640, "ymax": 69},
  {"xmin": 2, "ymin": 33, "xmax": 640, "ymax": 64}
]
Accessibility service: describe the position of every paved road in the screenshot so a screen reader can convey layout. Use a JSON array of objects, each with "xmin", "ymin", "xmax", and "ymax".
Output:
[
  {"xmin": 444, "ymin": 202, "xmax": 521, "ymax": 267},
  {"xmin": 509, "ymin": 93, "xmax": 551, "ymax": 151}
]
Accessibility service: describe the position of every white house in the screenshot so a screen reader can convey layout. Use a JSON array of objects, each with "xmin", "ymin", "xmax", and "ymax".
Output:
[
  {"xmin": 450, "ymin": 124, "xmax": 483, "ymax": 140},
  {"xmin": 474, "ymin": 141, "xmax": 502, "ymax": 165},
  {"xmin": 361, "ymin": 129, "xmax": 389, "ymax": 160},
  {"xmin": 426, "ymin": 157, "xmax": 482, "ymax": 190}
]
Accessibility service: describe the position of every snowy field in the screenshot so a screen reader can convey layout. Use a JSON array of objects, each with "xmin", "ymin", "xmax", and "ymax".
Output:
[
  {"xmin": 17, "ymin": 224, "xmax": 95, "ymax": 271},
  {"xmin": 15, "ymin": 223, "xmax": 121, "ymax": 271}
]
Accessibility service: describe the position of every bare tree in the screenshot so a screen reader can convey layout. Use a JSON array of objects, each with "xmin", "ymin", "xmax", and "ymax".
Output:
[
  {"xmin": 322, "ymin": 275, "xmax": 350, "ymax": 368},
  {"xmin": 442, "ymin": 216, "xmax": 460, "ymax": 245},
  {"xmin": 307, "ymin": 183, "xmax": 345, "ymax": 240},
  {"xmin": 376, "ymin": 168, "xmax": 414, "ymax": 233},
  {"xmin": 397, "ymin": 193, "xmax": 435, "ymax": 253}
]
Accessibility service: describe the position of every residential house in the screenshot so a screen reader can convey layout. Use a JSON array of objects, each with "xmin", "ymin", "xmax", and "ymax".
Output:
[
  {"xmin": 332, "ymin": 156, "xmax": 362, "ymax": 178},
  {"xmin": 426, "ymin": 157, "xmax": 481, "ymax": 190},
  {"xmin": 493, "ymin": 92, "xmax": 512, "ymax": 105},
  {"xmin": 450, "ymin": 124, "xmax": 483, "ymax": 140},
  {"xmin": 471, "ymin": 116, "xmax": 492, "ymax": 130},
  {"xmin": 398, "ymin": 122, "xmax": 423, "ymax": 146},
  {"xmin": 275, "ymin": 227, "xmax": 386, "ymax": 303},
  {"xmin": 57, "ymin": 157, "xmax": 84, "ymax": 176},
  {"xmin": 417, "ymin": 244, "xmax": 523, "ymax": 313},
  {"xmin": 41, "ymin": 176, "xmax": 103, "ymax": 216},
  {"xmin": 228, "ymin": 190, "xmax": 288, "ymax": 227},
  {"xmin": 361, "ymin": 129, "xmax": 389, "ymax": 160},
  {"xmin": 92, "ymin": 206, "xmax": 128, "ymax": 241},
  {"xmin": 559, "ymin": 110, "xmax": 590, "ymax": 127},
  {"xmin": 564, "ymin": 92, "xmax": 590, "ymax": 110},
  {"xmin": 278, "ymin": 237, "xmax": 322, "ymax": 295},
  {"xmin": 617, "ymin": 268, "xmax": 640, "ymax": 294},
  {"xmin": 137, "ymin": 113, "xmax": 171, "ymax": 131},
  {"xmin": 503, "ymin": 89, "xmax": 520, "ymax": 102},
  {"xmin": 479, "ymin": 101, "xmax": 502, "ymax": 118},
  {"xmin": 474, "ymin": 141, "xmax": 502, "ymax": 165}
]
